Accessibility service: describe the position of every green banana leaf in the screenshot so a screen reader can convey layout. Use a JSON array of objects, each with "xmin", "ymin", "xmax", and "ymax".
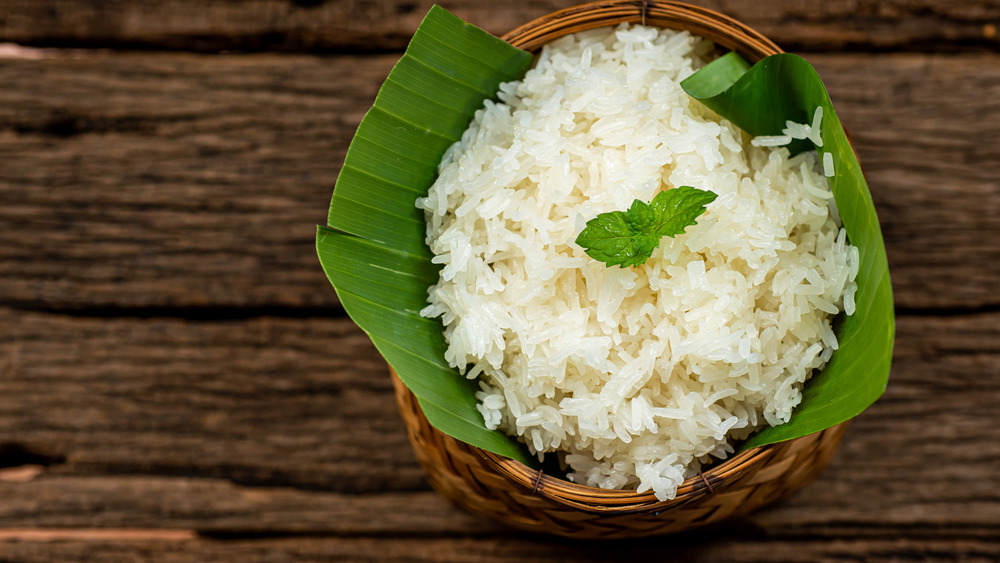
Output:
[
  {"xmin": 317, "ymin": 6, "xmax": 894, "ymax": 466},
  {"xmin": 680, "ymin": 52, "xmax": 894, "ymax": 448},
  {"xmin": 317, "ymin": 5, "xmax": 537, "ymax": 465}
]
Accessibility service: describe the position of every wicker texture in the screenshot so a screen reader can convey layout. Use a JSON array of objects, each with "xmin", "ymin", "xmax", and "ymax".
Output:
[
  {"xmin": 392, "ymin": 0, "xmax": 851, "ymax": 539},
  {"xmin": 394, "ymin": 371, "xmax": 847, "ymax": 538},
  {"xmin": 502, "ymin": 0, "xmax": 781, "ymax": 58}
]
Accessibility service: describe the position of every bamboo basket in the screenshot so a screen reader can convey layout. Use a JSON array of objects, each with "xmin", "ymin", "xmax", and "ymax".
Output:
[{"xmin": 392, "ymin": 0, "xmax": 851, "ymax": 539}]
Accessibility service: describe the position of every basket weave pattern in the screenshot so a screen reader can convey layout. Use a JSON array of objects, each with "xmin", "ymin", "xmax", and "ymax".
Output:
[
  {"xmin": 391, "ymin": 0, "xmax": 851, "ymax": 539},
  {"xmin": 394, "ymin": 372, "xmax": 847, "ymax": 538}
]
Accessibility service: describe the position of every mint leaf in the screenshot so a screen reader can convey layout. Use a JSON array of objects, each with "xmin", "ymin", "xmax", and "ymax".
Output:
[
  {"xmin": 649, "ymin": 186, "xmax": 719, "ymax": 238},
  {"xmin": 575, "ymin": 186, "xmax": 717, "ymax": 268},
  {"xmin": 625, "ymin": 199, "xmax": 656, "ymax": 233}
]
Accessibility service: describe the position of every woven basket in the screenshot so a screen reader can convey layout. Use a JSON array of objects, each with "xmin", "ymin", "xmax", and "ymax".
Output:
[{"xmin": 392, "ymin": 0, "xmax": 850, "ymax": 539}]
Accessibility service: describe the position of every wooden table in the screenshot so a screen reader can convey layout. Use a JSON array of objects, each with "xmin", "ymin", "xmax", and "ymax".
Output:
[{"xmin": 1, "ymin": 1, "xmax": 998, "ymax": 560}]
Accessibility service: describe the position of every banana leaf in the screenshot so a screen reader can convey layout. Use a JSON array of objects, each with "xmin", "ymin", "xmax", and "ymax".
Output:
[
  {"xmin": 680, "ymin": 51, "xmax": 894, "ymax": 448},
  {"xmin": 317, "ymin": 7, "xmax": 894, "ymax": 465},
  {"xmin": 317, "ymin": 6, "xmax": 537, "ymax": 464}
]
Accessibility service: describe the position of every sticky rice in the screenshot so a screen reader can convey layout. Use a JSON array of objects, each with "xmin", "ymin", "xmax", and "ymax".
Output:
[{"xmin": 416, "ymin": 24, "xmax": 858, "ymax": 501}]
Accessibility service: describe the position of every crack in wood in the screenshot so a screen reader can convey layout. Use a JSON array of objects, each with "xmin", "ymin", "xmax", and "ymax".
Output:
[
  {"xmin": 0, "ymin": 443, "xmax": 65, "ymax": 470},
  {"xmin": 1, "ymin": 303, "xmax": 348, "ymax": 321},
  {"xmin": 0, "ymin": 529, "xmax": 196, "ymax": 541}
]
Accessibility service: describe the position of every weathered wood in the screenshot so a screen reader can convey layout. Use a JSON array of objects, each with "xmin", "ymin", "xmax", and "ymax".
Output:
[
  {"xmin": 0, "ymin": 456, "xmax": 997, "ymax": 537},
  {"xmin": 0, "ymin": 52, "xmax": 384, "ymax": 310},
  {"xmin": 0, "ymin": 309, "xmax": 997, "ymax": 540},
  {"xmin": 0, "ymin": 536, "xmax": 998, "ymax": 562},
  {"xmin": 812, "ymin": 53, "xmax": 1000, "ymax": 311},
  {"xmin": 0, "ymin": 480, "xmax": 493, "ymax": 535},
  {"xmin": 0, "ymin": 0, "xmax": 998, "ymax": 53},
  {"xmin": 2, "ymin": 51, "xmax": 999, "ymax": 310},
  {"xmin": 0, "ymin": 310, "xmax": 431, "ymax": 493}
]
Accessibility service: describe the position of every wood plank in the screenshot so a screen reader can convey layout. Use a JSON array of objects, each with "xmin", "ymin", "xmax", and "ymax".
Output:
[
  {"xmin": 1, "ymin": 52, "xmax": 999, "ymax": 311},
  {"xmin": 0, "ymin": 466, "xmax": 996, "ymax": 538},
  {"xmin": 0, "ymin": 52, "xmax": 385, "ymax": 311},
  {"xmin": 0, "ymin": 537, "xmax": 997, "ymax": 562},
  {"xmin": 811, "ymin": 54, "xmax": 1000, "ymax": 310},
  {"xmin": 0, "ymin": 479, "xmax": 494, "ymax": 535},
  {"xmin": 0, "ymin": 0, "xmax": 998, "ymax": 52},
  {"xmin": 0, "ymin": 309, "xmax": 997, "ymax": 535},
  {"xmin": 0, "ymin": 309, "xmax": 428, "ymax": 493},
  {"xmin": 0, "ymin": 479, "xmax": 493, "ymax": 535}
]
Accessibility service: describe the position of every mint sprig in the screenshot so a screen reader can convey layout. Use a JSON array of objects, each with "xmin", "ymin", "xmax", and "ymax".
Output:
[{"xmin": 575, "ymin": 186, "xmax": 718, "ymax": 268}]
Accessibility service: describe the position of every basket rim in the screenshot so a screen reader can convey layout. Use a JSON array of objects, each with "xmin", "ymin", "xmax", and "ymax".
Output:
[
  {"xmin": 477, "ymin": 440, "xmax": 777, "ymax": 514},
  {"xmin": 501, "ymin": 0, "xmax": 782, "ymax": 59}
]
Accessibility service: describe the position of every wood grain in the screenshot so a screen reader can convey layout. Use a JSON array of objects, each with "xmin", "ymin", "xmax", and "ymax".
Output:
[
  {"xmin": 813, "ymin": 53, "xmax": 1000, "ymax": 311},
  {"xmin": 0, "ymin": 0, "xmax": 998, "ymax": 53},
  {"xmin": 1, "ymin": 51, "xmax": 999, "ymax": 310},
  {"xmin": 0, "ymin": 53, "xmax": 382, "ymax": 311},
  {"xmin": 0, "ymin": 537, "xmax": 998, "ymax": 563},
  {"xmin": 0, "ymin": 309, "xmax": 996, "ymax": 542},
  {"xmin": 0, "ymin": 310, "xmax": 425, "ymax": 493}
]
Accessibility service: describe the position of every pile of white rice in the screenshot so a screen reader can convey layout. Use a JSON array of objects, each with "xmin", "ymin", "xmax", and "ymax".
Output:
[{"xmin": 416, "ymin": 24, "xmax": 858, "ymax": 501}]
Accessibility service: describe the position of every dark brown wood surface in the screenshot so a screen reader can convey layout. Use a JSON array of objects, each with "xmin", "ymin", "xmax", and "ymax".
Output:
[
  {"xmin": 2, "ymin": 0, "xmax": 999, "ymax": 52},
  {"xmin": 1, "ymin": 1, "xmax": 998, "ymax": 561}
]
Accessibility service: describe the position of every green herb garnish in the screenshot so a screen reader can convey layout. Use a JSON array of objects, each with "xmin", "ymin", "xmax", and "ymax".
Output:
[{"xmin": 575, "ymin": 186, "xmax": 718, "ymax": 268}]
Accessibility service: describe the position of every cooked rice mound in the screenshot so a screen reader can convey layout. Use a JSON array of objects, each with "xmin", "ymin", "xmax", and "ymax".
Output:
[{"xmin": 417, "ymin": 24, "xmax": 858, "ymax": 501}]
